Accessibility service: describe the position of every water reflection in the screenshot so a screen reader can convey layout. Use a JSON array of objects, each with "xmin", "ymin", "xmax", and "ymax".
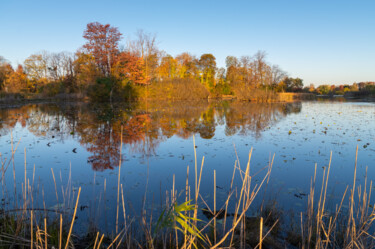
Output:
[{"xmin": 0, "ymin": 101, "xmax": 301, "ymax": 171}]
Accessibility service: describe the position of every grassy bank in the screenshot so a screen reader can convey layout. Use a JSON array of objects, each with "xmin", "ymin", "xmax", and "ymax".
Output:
[
  {"xmin": 1, "ymin": 137, "xmax": 374, "ymax": 248},
  {"xmin": 278, "ymin": 92, "xmax": 316, "ymax": 102}
]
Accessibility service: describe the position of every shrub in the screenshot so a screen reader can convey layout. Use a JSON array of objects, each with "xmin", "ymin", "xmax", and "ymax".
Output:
[
  {"xmin": 88, "ymin": 77, "xmax": 138, "ymax": 102},
  {"xmin": 87, "ymin": 77, "xmax": 115, "ymax": 102}
]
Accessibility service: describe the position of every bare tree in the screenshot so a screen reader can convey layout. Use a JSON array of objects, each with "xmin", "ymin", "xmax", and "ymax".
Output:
[
  {"xmin": 128, "ymin": 30, "xmax": 159, "ymax": 81},
  {"xmin": 253, "ymin": 50, "xmax": 267, "ymax": 87},
  {"xmin": 271, "ymin": 65, "xmax": 287, "ymax": 86}
]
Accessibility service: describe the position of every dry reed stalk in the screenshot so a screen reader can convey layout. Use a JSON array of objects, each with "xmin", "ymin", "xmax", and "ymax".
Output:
[
  {"xmin": 24, "ymin": 148, "xmax": 27, "ymax": 210},
  {"xmin": 96, "ymin": 234, "xmax": 105, "ymax": 249},
  {"xmin": 300, "ymin": 212, "xmax": 304, "ymax": 249},
  {"xmin": 188, "ymin": 185, "xmax": 192, "ymax": 248},
  {"xmin": 223, "ymin": 160, "xmax": 237, "ymax": 233},
  {"xmin": 36, "ymin": 225, "xmax": 42, "ymax": 247},
  {"xmin": 315, "ymin": 164, "xmax": 326, "ymax": 247},
  {"xmin": 259, "ymin": 217, "xmax": 263, "ymax": 249},
  {"xmin": 344, "ymin": 145, "xmax": 358, "ymax": 247},
  {"xmin": 106, "ymin": 228, "xmax": 125, "ymax": 249},
  {"xmin": 93, "ymin": 171, "xmax": 96, "ymax": 221},
  {"xmin": 301, "ymin": 146, "xmax": 375, "ymax": 248},
  {"xmin": 229, "ymin": 149, "xmax": 253, "ymax": 247},
  {"xmin": 172, "ymin": 174, "xmax": 178, "ymax": 249},
  {"xmin": 314, "ymin": 151, "xmax": 332, "ymax": 248},
  {"xmin": 322, "ymin": 186, "xmax": 348, "ymax": 248},
  {"xmin": 233, "ymin": 143, "xmax": 245, "ymax": 183},
  {"xmin": 193, "ymin": 135, "xmax": 197, "ymax": 209},
  {"xmin": 260, "ymin": 154, "xmax": 275, "ymax": 214},
  {"xmin": 186, "ymin": 191, "xmax": 233, "ymax": 249},
  {"xmin": 93, "ymin": 231, "xmax": 99, "ymax": 249},
  {"xmin": 321, "ymin": 151, "xmax": 332, "ymax": 220},
  {"xmin": 254, "ymin": 219, "xmax": 279, "ymax": 249},
  {"xmin": 64, "ymin": 187, "xmax": 81, "ymax": 249},
  {"xmin": 32, "ymin": 164, "xmax": 35, "ymax": 196},
  {"xmin": 28, "ymin": 179, "xmax": 34, "ymax": 212},
  {"xmin": 212, "ymin": 150, "xmax": 272, "ymax": 249},
  {"xmin": 11, "ymin": 132, "xmax": 18, "ymax": 208},
  {"xmin": 116, "ymin": 233, "xmax": 126, "ymax": 249},
  {"xmin": 42, "ymin": 188, "xmax": 47, "ymax": 218},
  {"xmin": 191, "ymin": 139, "xmax": 204, "ymax": 248},
  {"xmin": 185, "ymin": 165, "xmax": 189, "ymax": 248},
  {"xmin": 1, "ymin": 154, "xmax": 5, "ymax": 195},
  {"xmin": 215, "ymin": 173, "xmax": 269, "ymax": 249},
  {"xmin": 116, "ymin": 126, "xmax": 123, "ymax": 236},
  {"xmin": 44, "ymin": 218, "xmax": 47, "ymax": 249},
  {"xmin": 31, "ymin": 210, "xmax": 33, "ymax": 249},
  {"xmin": 121, "ymin": 184, "xmax": 126, "ymax": 229},
  {"xmin": 104, "ymin": 178, "xmax": 107, "ymax": 232},
  {"xmin": 214, "ymin": 169, "xmax": 216, "ymax": 245},
  {"xmin": 0, "ymin": 134, "xmax": 20, "ymax": 183},
  {"xmin": 306, "ymin": 163, "xmax": 317, "ymax": 249},
  {"xmin": 51, "ymin": 168, "xmax": 59, "ymax": 208},
  {"xmin": 59, "ymin": 214, "xmax": 62, "ymax": 249}
]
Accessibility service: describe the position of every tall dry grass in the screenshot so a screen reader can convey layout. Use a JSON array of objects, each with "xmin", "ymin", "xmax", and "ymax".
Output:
[
  {"xmin": 0, "ymin": 133, "xmax": 374, "ymax": 248},
  {"xmin": 297, "ymin": 147, "xmax": 375, "ymax": 249}
]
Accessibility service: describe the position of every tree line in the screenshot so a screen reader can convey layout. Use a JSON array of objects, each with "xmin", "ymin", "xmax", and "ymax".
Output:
[
  {"xmin": 304, "ymin": 82, "xmax": 375, "ymax": 96},
  {"xmin": 0, "ymin": 22, "xmax": 305, "ymax": 102}
]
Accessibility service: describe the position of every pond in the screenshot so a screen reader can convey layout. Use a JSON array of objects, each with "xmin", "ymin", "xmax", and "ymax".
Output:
[{"xmin": 0, "ymin": 99, "xmax": 374, "ymax": 234}]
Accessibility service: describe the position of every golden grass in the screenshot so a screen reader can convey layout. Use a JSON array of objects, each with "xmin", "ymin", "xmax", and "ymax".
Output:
[{"xmin": 278, "ymin": 92, "xmax": 315, "ymax": 102}]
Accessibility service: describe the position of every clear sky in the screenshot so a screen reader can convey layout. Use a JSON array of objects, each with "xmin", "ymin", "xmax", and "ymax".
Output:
[{"xmin": 1, "ymin": 0, "xmax": 374, "ymax": 86}]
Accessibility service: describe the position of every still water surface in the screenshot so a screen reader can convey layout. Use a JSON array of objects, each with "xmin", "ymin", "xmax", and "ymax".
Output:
[{"xmin": 0, "ymin": 100, "xmax": 374, "ymax": 233}]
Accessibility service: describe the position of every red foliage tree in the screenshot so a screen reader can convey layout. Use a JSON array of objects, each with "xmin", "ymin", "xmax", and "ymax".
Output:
[
  {"xmin": 112, "ymin": 52, "xmax": 147, "ymax": 85},
  {"xmin": 82, "ymin": 22, "xmax": 122, "ymax": 76}
]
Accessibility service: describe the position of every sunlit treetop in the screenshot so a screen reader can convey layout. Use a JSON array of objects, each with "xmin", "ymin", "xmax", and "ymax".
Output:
[{"xmin": 82, "ymin": 22, "xmax": 122, "ymax": 76}]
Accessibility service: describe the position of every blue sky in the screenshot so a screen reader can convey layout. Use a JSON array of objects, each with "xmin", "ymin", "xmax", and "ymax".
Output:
[{"xmin": 1, "ymin": 0, "xmax": 374, "ymax": 86}]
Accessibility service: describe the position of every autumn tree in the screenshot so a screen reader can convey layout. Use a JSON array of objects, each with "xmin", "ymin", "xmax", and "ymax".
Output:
[
  {"xmin": 225, "ymin": 55, "xmax": 254, "ymax": 87},
  {"xmin": 82, "ymin": 22, "xmax": 122, "ymax": 76},
  {"xmin": 350, "ymin": 83, "xmax": 359, "ymax": 92},
  {"xmin": 282, "ymin": 77, "xmax": 304, "ymax": 92},
  {"xmin": 48, "ymin": 52, "xmax": 75, "ymax": 81},
  {"xmin": 157, "ymin": 54, "xmax": 177, "ymax": 80},
  {"xmin": 0, "ymin": 57, "xmax": 13, "ymax": 91},
  {"xmin": 199, "ymin": 53, "xmax": 216, "ymax": 89},
  {"xmin": 73, "ymin": 52, "xmax": 100, "ymax": 91},
  {"xmin": 127, "ymin": 30, "xmax": 159, "ymax": 82},
  {"xmin": 4, "ymin": 65, "xmax": 28, "ymax": 93},
  {"xmin": 239, "ymin": 56, "xmax": 253, "ymax": 85},
  {"xmin": 316, "ymin": 84, "xmax": 330, "ymax": 95},
  {"xmin": 271, "ymin": 65, "xmax": 287, "ymax": 89},
  {"xmin": 253, "ymin": 51, "xmax": 271, "ymax": 88},
  {"xmin": 175, "ymin": 52, "xmax": 199, "ymax": 79},
  {"xmin": 112, "ymin": 51, "xmax": 146, "ymax": 85},
  {"xmin": 216, "ymin": 67, "xmax": 226, "ymax": 85},
  {"xmin": 225, "ymin": 56, "xmax": 240, "ymax": 85},
  {"xmin": 24, "ymin": 52, "xmax": 49, "ymax": 85}
]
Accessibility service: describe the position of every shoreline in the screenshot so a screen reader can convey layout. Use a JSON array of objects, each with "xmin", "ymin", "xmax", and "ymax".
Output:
[{"xmin": 0, "ymin": 92, "xmax": 317, "ymax": 107}]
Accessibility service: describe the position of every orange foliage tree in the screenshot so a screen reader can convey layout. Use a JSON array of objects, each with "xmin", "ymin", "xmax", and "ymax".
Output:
[
  {"xmin": 112, "ymin": 52, "xmax": 147, "ymax": 85},
  {"xmin": 4, "ymin": 65, "xmax": 28, "ymax": 93},
  {"xmin": 73, "ymin": 52, "xmax": 99, "ymax": 91},
  {"xmin": 82, "ymin": 22, "xmax": 122, "ymax": 76}
]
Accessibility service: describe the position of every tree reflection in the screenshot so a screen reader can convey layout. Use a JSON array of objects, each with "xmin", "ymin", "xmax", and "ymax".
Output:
[{"xmin": 0, "ymin": 100, "xmax": 301, "ymax": 171}]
